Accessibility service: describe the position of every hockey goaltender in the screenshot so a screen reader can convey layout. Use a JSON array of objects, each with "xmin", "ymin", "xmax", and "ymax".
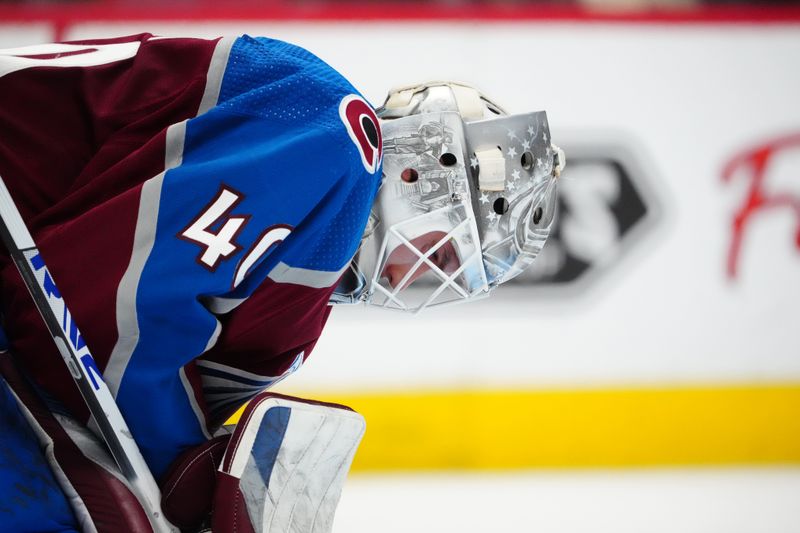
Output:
[{"xmin": 0, "ymin": 34, "xmax": 562, "ymax": 532}]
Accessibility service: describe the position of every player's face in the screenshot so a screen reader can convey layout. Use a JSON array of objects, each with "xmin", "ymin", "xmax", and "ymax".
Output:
[{"xmin": 381, "ymin": 231, "xmax": 461, "ymax": 290}]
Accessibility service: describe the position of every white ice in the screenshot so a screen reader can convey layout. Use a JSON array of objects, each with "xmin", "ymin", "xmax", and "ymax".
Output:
[{"xmin": 334, "ymin": 468, "xmax": 800, "ymax": 533}]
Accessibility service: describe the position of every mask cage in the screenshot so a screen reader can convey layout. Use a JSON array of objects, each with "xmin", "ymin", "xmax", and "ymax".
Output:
[{"xmin": 369, "ymin": 207, "xmax": 488, "ymax": 313}]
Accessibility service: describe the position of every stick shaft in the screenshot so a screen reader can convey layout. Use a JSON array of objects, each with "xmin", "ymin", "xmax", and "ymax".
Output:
[{"xmin": 0, "ymin": 177, "xmax": 177, "ymax": 533}]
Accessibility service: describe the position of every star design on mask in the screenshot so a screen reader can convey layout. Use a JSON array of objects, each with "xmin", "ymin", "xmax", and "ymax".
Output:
[
  {"xmin": 521, "ymin": 139, "xmax": 531, "ymax": 151},
  {"xmin": 507, "ymin": 181, "xmax": 516, "ymax": 191},
  {"xmin": 543, "ymin": 132, "xmax": 548, "ymax": 143},
  {"xmin": 507, "ymin": 146, "xmax": 517, "ymax": 158},
  {"xmin": 506, "ymin": 129, "xmax": 518, "ymax": 141},
  {"xmin": 512, "ymin": 169, "xmax": 521, "ymax": 181},
  {"xmin": 527, "ymin": 125, "xmax": 536, "ymax": 137},
  {"xmin": 479, "ymin": 192, "xmax": 490, "ymax": 204},
  {"xmin": 470, "ymin": 156, "xmax": 479, "ymax": 169},
  {"xmin": 536, "ymin": 157, "xmax": 543, "ymax": 167},
  {"xmin": 486, "ymin": 211, "xmax": 499, "ymax": 223}
]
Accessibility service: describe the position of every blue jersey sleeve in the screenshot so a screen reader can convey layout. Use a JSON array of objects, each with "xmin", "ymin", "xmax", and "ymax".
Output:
[{"xmin": 107, "ymin": 35, "xmax": 382, "ymax": 476}]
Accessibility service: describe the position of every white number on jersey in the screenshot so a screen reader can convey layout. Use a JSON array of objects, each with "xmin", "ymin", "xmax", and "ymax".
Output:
[
  {"xmin": 233, "ymin": 226, "xmax": 292, "ymax": 288},
  {"xmin": 180, "ymin": 186, "xmax": 248, "ymax": 271}
]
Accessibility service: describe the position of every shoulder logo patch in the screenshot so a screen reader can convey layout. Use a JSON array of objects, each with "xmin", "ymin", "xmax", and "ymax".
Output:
[{"xmin": 339, "ymin": 94, "xmax": 382, "ymax": 174}]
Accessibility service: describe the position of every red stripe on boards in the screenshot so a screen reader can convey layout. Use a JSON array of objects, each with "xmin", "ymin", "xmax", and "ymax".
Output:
[{"xmin": 1, "ymin": 2, "xmax": 800, "ymax": 27}]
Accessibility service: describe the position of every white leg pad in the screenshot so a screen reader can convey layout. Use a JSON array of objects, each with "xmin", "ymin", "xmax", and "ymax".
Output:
[{"xmin": 214, "ymin": 393, "xmax": 366, "ymax": 533}]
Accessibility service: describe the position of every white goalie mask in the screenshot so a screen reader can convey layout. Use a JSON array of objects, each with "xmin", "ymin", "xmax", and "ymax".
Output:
[{"xmin": 332, "ymin": 81, "xmax": 564, "ymax": 312}]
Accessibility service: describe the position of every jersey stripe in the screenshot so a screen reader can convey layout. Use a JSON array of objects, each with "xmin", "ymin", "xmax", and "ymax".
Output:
[
  {"xmin": 104, "ymin": 172, "xmax": 165, "ymax": 396},
  {"xmin": 267, "ymin": 261, "xmax": 350, "ymax": 289},
  {"xmin": 198, "ymin": 36, "xmax": 235, "ymax": 115},
  {"xmin": 196, "ymin": 355, "xmax": 304, "ymax": 421}
]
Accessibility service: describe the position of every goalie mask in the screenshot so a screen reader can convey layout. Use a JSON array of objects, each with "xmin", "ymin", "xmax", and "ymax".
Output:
[{"xmin": 333, "ymin": 82, "xmax": 563, "ymax": 312}]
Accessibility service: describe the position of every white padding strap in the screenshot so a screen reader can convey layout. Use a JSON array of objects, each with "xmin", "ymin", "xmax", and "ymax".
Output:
[
  {"xmin": 476, "ymin": 148, "xmax": 506, "ymax": 191},
  {"xmin": 383, "ymin": 82, "xmax": 486, "ymax": 120},
  {"xmin": 383, "ymin": 87, "xmax": 416, "ymax": 110},
  {"xmin": 450, "ymin": 84, "xmax": 485, "ymax": 120}
]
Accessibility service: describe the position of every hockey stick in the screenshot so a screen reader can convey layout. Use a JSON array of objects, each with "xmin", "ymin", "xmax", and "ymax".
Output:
[{"xmin": 0, "ymin": 177, "xmax": 178, "ymax": 533}]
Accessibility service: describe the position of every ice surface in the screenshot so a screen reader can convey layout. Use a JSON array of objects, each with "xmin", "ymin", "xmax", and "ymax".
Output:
[{"xmin": 334, "ymin": 468, "xmax": 800, "ymax": 533}]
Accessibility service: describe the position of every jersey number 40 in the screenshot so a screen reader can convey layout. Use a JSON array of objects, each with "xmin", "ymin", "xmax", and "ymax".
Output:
[{"xmin": 179, "ymin": 184, "xmax": 291, "ymax": 288}]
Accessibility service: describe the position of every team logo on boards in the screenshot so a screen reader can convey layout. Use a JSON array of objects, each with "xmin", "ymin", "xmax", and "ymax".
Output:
[
  {"xmin": 339, "ymin": 95, "xmax": 382, "ymax": 174},
  {"xmin": 721, "ymin": 133, "xmax": 800, "ymax": 279},
  {"xmin": 512, "ymin": 139, "xmax": 661, "ymax": 288}
]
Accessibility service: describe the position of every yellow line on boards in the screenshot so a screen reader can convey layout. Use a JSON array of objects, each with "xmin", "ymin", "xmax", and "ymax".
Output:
[{"xmin": 225, "ymin": 384, "xmax": 800, "ymax": 471}]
